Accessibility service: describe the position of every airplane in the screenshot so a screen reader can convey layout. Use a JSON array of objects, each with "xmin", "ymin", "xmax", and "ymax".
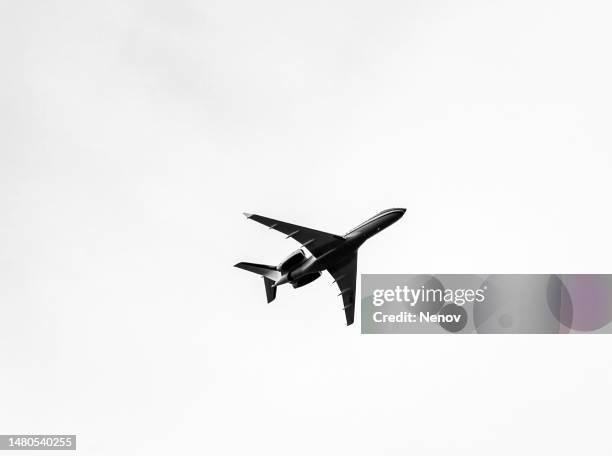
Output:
[{"xmin": 234, "ymin": 208, "xmax": 406, "ymax": 326}]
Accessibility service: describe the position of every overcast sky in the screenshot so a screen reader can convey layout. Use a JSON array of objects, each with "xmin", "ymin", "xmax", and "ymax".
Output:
[{"xmin": 1, "ymin": 1, "xmax": 612, "ymax": 455}]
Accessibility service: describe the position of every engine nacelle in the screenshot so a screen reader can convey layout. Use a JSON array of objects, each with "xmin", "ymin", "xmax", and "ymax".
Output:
[
  {"xmin": 291, "ymin": 271, "xmax": 321, "ymax": 288},
  {"xmin": 278, "ymin": 249, "xmax": 306, "ymax": 272}
]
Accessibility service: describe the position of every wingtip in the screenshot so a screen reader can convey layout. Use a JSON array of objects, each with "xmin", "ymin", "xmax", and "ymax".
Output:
[{"xmin": 243, "ymin": 212, "xmax": 252, "ymax": 219}]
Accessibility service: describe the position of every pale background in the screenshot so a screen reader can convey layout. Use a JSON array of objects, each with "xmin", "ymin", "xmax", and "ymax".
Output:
[{"xmin": 1, "ymin": 1, "xmax": 611, "ymax": 454}]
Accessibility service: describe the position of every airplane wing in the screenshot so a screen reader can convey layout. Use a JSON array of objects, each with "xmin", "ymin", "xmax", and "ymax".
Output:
[
  {"xmin": 327, "ymin": 253, "xmax": 358, "ymax": 326},
  {"xmin": 243, "ymin": 213, "xmax": 344, "ymax": 258}
]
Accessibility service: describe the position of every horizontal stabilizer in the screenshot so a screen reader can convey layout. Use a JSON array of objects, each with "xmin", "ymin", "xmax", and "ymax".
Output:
[
  {"xmin": 234, "ymin": 262, "xmax": 280, "ymax": 304},
  {"xmin": 234, "ymin": 262, "xmax": 281, "ymax": 281}
]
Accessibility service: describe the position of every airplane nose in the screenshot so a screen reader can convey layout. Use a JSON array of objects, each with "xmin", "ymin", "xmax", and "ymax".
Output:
[
  {"xmin": 394, "ymin": 208, "xmax": 406, "ymax": 219},
  {"xmin": 385, "ymin": 208, "xmax": 406, "ymax": 226},
  {"xmin": 391, "ymin": 208, "xmax": 406, "ymax": 224}
]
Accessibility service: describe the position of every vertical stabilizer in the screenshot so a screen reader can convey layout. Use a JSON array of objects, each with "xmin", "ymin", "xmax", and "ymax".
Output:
[
  {"xmin": 234, "ymin": 262, "xmax": 281, "ymax": 303},
  {"xmin": 263, "ymin": 277, "xmax": 277, "ymax": 303}
]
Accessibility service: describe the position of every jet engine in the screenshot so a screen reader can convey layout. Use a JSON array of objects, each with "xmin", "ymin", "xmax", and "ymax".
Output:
[
  {"xmin": 292, "ymin": 271, "xmax": 321, "ymax": 288},
  {"xmin": 278, "ymin": 249, "xmax": 306, "ymax": 272}
]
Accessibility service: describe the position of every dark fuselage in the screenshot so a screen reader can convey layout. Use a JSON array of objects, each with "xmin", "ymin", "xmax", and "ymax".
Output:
[{"xmin": 275, "ymin": 208, "xmax": 406, "ymax": 287}]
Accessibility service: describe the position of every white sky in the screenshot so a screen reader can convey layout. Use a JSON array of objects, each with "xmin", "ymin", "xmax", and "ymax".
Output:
[{"xmin": 1, "ymin": 1, "xmax": 611, "ymax": 454}]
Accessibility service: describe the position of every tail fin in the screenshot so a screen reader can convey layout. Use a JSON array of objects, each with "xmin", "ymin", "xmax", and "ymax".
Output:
[
  {"xmin": 263, "ymin": 277, "xmax": 277, "ymax": 303},
  {"xmin": 234, "ymin": 262, "xmax": 281, "ymax": 303}
]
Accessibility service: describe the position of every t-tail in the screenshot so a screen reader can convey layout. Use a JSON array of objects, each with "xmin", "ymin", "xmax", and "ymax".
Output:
[{"xmin": 234, "ymin": 262, "xmax": 281, "ymax": 303}]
